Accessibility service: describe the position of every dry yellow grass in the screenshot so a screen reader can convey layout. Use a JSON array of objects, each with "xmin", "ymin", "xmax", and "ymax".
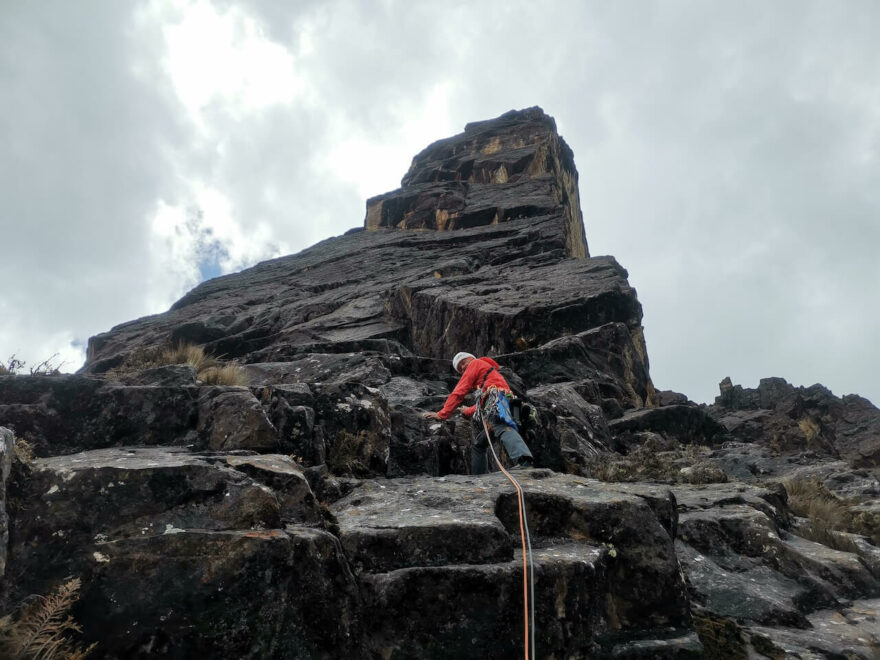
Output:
[
  {"xmin": 783, "ymin": 476, "xmax": 861, "ymax": 552},
  {"xmin": 197, "ymin": 363, "xmax": 249, "ymax": 386},
  {"xmin": 105, "ymin": 341, "xmax": 250, "ymax": 383},
  {"xmin": 162, "ymin": 343, "xmax": 213, "ymax": 372}
]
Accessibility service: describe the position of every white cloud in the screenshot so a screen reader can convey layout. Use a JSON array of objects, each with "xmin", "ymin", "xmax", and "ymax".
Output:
[{"xmin": 144, "ymin": 0, "xmax": 306, "ymax": 126}]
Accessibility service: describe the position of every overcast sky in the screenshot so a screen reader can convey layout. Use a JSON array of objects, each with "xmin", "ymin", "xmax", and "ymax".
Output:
[{"xmin": 2, "ymin": 1, "xmax": 878, "ymax": 405}]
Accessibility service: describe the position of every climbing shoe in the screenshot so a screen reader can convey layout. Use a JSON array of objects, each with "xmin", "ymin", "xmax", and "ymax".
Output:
[{"xmin": 512, "ymin": 457, "xmax": 534, "ymax": 470}]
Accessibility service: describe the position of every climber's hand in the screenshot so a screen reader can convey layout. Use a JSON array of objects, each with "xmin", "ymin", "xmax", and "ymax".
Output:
[{"xmin": 423, "ymin": 412, "xmax": 442, "ymax": 420}]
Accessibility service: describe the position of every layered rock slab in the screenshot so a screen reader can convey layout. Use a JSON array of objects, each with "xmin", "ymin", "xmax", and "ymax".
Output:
[
  {"xmin": 331, "ymin": 471, "xmax": 696, "ymax": 657},
  {"xmin": 366, "ymin": 107, "xmax": 588, "ymax": 258},
  {"xmin": 80, "ymin": 109, "xmax": 651, "ymax": 425},
  {"xmin": 5, "ymin": 445, "xmax": 358, "ymax": 658},
  {"xmin": 669, "ymin": 481, "xmax": 880, "ymax": 640}
]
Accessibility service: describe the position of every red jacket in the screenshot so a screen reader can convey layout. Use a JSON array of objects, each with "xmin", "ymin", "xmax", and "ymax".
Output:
[{"xmin": 437, "ymin": 357, "xmax": 512, "ymax": 419}]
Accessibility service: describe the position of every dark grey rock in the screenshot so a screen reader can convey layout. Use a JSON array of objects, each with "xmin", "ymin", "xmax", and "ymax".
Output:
[
  {"xmin": 609, "ymin": 405, "xmax": 727, "ymax": 448},
  {"xmin": 744, "ymin": 598, "xmax": 880, "ymax": 659},
  {"xmin": 0, "ymin": 426, "xmax": 11, "ymax": 578},
  {"xmin": 197, "ymin": 389, "xmax": 279, "ymax": 451},
  {"xmin": 111, "ymin": 364, "xmax": 198, "ymax": 386},
  {"xmin": 710, "ymin": 377, "xmax": 880, "ymax": 468},
  {"xmin": 78, "ymin": 527, "xmax": 363, "ymax": 659},
  {"xmin": 3, "ymin": 108, "xmax": 879, "ymax": 656}
]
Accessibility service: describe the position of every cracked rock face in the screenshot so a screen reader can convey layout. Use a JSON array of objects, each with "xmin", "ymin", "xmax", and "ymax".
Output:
[{"xmin": 2, "ymin": 108, "xmax": 879, "ymax": 657}]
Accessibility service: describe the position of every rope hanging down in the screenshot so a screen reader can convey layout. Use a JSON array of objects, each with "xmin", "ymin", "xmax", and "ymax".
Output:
[{"xmin": 479, "ymin": 410, "xmax": 536, "ymax": 660}]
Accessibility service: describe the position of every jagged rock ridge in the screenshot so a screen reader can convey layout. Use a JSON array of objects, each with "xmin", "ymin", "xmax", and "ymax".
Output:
[{"xmin": 1, "ymin": 108, "xmax": 878, "ymax": 658}]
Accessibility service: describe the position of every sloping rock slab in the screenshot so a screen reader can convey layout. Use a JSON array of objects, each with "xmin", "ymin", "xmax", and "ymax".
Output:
[
  {"xmin": 745, "ymin": 598, "xmax": 880, "ymax": 660},
  {"xmin": 78, "ymin": 527, "xmax": 362, "ymax": 659},
  {"xmin": 333, "ymin": 472, "xmax": 691, "ymax": 635},
  {"xmin": 676, "ymin": 540, "xmax": 809, "ymax": 627},
  {"xmin": 609, "ymin": 405, "xmax": 727, "ymax": 448},
  {"xmin": 331, "ymin": 475, "xmax": 512, "ymax": 572},
  {"xmin": 0, "ymin": 376, "xmax": 198, "ymax": 456},
  {"xmin": 7, "ymin": 447, "xmax": 323, "ymax": 599},
  {"xmin": 501, "ymin": 321, "xmax": 653, "ymax": 408},
  {"xmin": 242, "ymin": 354, "xmax": 392, "ymax": 388},
  {"xmin": 675, "ymin": 498, "xmax": 880, "ymax": 624}
]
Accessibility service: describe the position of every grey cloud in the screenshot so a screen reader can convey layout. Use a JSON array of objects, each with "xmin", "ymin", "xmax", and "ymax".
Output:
[
  {"xmin": 1, "ymin": 1, "xmax": 188, "ymax": 347},
  {"xmin": 1, "ymin": 0, "xmax": 877, "ymax": 407}
]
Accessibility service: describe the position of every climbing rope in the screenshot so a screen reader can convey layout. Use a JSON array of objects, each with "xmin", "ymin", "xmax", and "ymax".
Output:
[{"xmin": 479, "ymin": 409, "xmax": 536, "ymax": 660}]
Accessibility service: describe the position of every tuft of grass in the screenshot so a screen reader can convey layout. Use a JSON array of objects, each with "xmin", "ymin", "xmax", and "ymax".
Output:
[
  {"xmin": 105, "ymin": 341, "xmax": 248, "ymax": 385},
  {"xmin": 162, "ymin": 342, "xmax": 213, "ymax": 372},
  {"xmin": 197, "ymin": 363, "xmax": 248, "ymax": 386},
  {"xmin": 797, "ymin": 418, "xmax": 820, "ymax": 442},
  {"xmin": 849, "ymin": 507, "xmax": 880, "ymax": 547},
  {"xmin": 13, "ymin": 435, "xmax": 35, "ymax": 467},
  {"xmin": 783, "ymin": 476, "xmax": 863, "ymax": 552},
  {"xmin": 0, "ymin": 578, "xmax": 96, "ymax": 659},
  {"xmin": 797, "ymin": 524, "xmax": 861, "ymax": 553},
  {"xmin": 693, "ymin": 612, "xmax": 747, "ymax": 660},
  {"xmin": 587, "ymin": 439, "xmax": 727, "ymax": 484},
  {"xmin": 783, "ymin": 476, "xmax": 845, "ymax": 523}
]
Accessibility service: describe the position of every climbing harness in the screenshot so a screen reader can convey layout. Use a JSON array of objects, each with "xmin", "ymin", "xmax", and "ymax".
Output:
[{"xmin": 477, "ymin": 399, "xmax": 536, "ymax": 660}]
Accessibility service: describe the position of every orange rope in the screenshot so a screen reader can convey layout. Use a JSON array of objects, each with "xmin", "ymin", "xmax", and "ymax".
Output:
[{"xmin": 480, "ymin": 412, "xmax": 531, "ymax": 660}]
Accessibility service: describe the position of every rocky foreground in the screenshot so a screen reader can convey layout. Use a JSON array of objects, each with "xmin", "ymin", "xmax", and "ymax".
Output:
[{"xmin": 1, "ymin": 108, "xmax": 878, "ymax": 658}]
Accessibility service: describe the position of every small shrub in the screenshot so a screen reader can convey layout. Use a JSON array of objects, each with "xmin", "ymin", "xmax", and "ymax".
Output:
[
  {"xmin": 0, "ymin": 578, "xmax": 96, "ymax": 659},
  {"xmin": 1, "ymin": 354, "xmax": 65, "ymax": 376},
  {"xmin": 327, "ymin": 430, "xmax": 386, "ymax": 477},
  {"xmin": 12, "ymin": 435, "xmax": 35, "ymax": 467},
  {"xmin": 29, "ymin": 354, "xmax": 65, "ymax": 376},
  {"xmin": 1, "ymin": 355, "xmax": 25, "ymax": 375},
  {"xmin": 197, "ymin": 363, "xmax": 248, "ymax": 386},
  {"xmin": 328, "ymin": 431, "xmax": 370, "ymax": 476}
]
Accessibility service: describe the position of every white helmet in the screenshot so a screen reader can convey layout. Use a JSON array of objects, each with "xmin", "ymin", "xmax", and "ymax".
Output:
[{"xmin": 452, "ymin": 352, "xmax": 475, "ymax": 372}]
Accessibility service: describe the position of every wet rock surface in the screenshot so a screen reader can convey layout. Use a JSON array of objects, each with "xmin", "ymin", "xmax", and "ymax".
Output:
[{"xmin": 2, "ymin": 108, "xmax": 879, "ymax": 657}]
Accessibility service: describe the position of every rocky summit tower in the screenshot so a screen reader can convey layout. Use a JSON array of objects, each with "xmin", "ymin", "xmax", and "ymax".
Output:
[{"xmin": 1, "ymin": 109, "xmax": 878, "ymax": 658}]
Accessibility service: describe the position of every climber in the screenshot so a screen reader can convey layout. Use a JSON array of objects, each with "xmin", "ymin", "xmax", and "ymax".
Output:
[{"xmin": 424, "ymin": 352, "xmax": 534, "ymax": 473}]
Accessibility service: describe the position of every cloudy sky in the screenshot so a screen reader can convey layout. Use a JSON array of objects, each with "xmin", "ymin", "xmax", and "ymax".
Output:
[{"xmin": 2, "ymin": 1, "xmax": 878, "ymax": 405}]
